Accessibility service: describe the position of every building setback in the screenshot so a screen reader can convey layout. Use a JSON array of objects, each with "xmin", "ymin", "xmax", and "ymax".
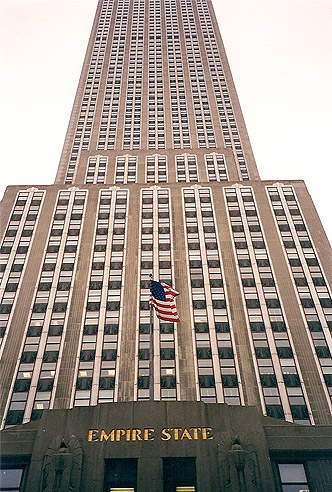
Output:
[{"xmin": 0, "ymin": 0, "xmax": 332, "ymax": 491}]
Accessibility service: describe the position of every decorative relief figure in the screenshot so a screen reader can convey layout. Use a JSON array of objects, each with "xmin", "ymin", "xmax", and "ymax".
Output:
[
  {"xmin": 218, "ymin": 436, "xmax": 260, "ymax": 492},
  {"xmin": 41, "ymin": 435, "xmax": 83, "ymax": 492}
]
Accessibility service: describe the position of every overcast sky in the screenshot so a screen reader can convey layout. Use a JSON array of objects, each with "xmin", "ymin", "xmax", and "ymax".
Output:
[{"xmin": 0, "ymin": 0, "xmax": 331, "ymax": 242}]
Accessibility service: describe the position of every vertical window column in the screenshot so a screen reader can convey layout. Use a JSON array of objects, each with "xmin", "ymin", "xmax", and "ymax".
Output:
[
  {"xmin": 165, "ymin": 0, "xmax": 191, "ymax": 149},
  {"xmin": 225, "ymin": 186, "xmax": 312, "ymax": 424},
  {"xmin": 65, "ymin": 0, "xmax": 115, "ymax": 182},
  {"xmin": 148, "ymin": 0, "xmax": 165, "ymax": 149},
  {"xmin": 176, "ymin": 154, "xmax": 198, "ymax": 182},
  {"xmin": 196, "ymin": 0, "xmax": 249, "ymax": 179},
  {"xmin": 0, "ymin": 190, "xmax": 44, "ymax": 353},
  {"xmin": 98, "ymin": 0, "xmax": 129, "ymax": 150},
  {"xmin": 183, "ymin": 186, "xmax": 242, "ymax": 404},
  {"xmin": 2, "ymin": 190, "xmax": 87, "ymax": 428},
  {"xmin": 122, "ymin": 0, "xmax": 145, "ymax": 150},
  {"xmin": 267, "ymin": 184, "xmax": 332, "ymax": 410},
  {"xmin": 146, "ymin": 155, "xmax": 167, "ymax": 183},
  {"xmin": 115, "ymin": 155, "xmax": 137, "ymax": 184},
  {"xmin": 180, "ymin": 0, "xmax": 216, "ymax": 148},
  {"xmin": 73, "ymin": 189, "xmax": 129, "ymax": 407},
  {"xmin": 136, "ymin": 188, "xmax": 179, "ymax": 401},
  {"xmin": 205, "ymin": 153, "xmax": 228, "ymax": 182},
  {"xmin": 85, "ymin": 156, "xmax": 108, "ymax": 184}
]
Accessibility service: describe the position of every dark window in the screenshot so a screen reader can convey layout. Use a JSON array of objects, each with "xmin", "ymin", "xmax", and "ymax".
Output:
[
  {"xmin": 32, "ymin": 303, "xmax": 47, "ymax": 313},
  {"xmin": 271, "ymin": 322, "xmax": 286, "ymax": 332},
  {"xmin": 27, "ymin": 326, "xmax": 42, "ymax": 337},
  {"xmin": 306, "ymin": 258, "xmax": 318, "ymax": 266},
  {"xmin": 52, "ymin": 303, "xmax": 67, "ymax": 312},
  {"xmin": 256, "ymin": 259, "xmax": 270, "ymax": 267},
  {"xmin": 242, "ymin": 278, "xmax": 255, "ymax": 287},
  {"xmin": 106, "ymin": 301, "xmax": 120, "ymax": 311},
  {"xmin": 295, "ymin": 277, "xmax": 307, "ymax": 286},
  {"xmin": 283, "ymin": 374, "xmax": 300, "ymax": 387},
  {"xmin": 160, "ymin": 348, "xmax": 175, "ymax": 360},
  {"xmin": 0, "ymin": 304, "xmax": 12, "ymax": 314},
  {"xmin": 48, "ymin": 325, "xmax": 63, "ymax": 336},
  {"xmin": 20, "ymin": 351, "xmax": 37, "ymax": 363},
  {"xmin": 43, "ymin": 351, "xmax": 59, "ymax": 362},
  {"xmin": 80, "ymin": 350, "xmax": 95, "ymax": 361},
  {"xmin": 199, "ymin": 375, "xmax": 215, "ymax": 387},
  {"xmin": 320, "ymin": 298, "xmax": 332, "ymax": 308},
  {"xmin": 300, "ymin": 298, "xmax": 315, "ymax": 308},
  {"xmin": 255, "ymin": 347, "xmax": 271, "ymax": 358},
  {"xmin": 215, "ymin": 322, "xmax": 230, "ymax": 333},
  {"xmin": 222, "ymin": 375, "xmax": 238, "ymax": 387},
  {"xmin": 250, "ymin": 322, "xmax": 265, "ymax": 332},
  {"xmin": 277, "ymin": 346, "xmax": 293, "ymax": 358},
  {"xmin": 193, "ymin": 300, "xmax": 206, "ymax": 309},
  {"xmin": 38, "ymin": 282, "xmax": 52, "ymax": 291},
  {"xmin": 76, "ymin": 377, "xmax": 92, "ymax": 390},
  {"xmin": 102, "ymin": 349, "xmax": 117, "ymax": 361},
  {"xmin": 278, "ymin": 463, "xmax": 309, "ymax": 492},
  {"xmin": 260, "ymin": 374, "xmax": 277, "ymax": 387},
  {"xmin": 266, "ymin": 298, "xmax": 280, "ymax": 308},
  {"xmin": 160, "ymin": 323, "xmax": 174, "ymax": 333},
  {"xmin": 104, "ymin": 459, "xmax": 137, "ymax": 492},
  {"xmin": 17, "ymin": 246, "xmax": 28, "ymax": 254},
  {"xmin": 14, "ymin": 379, "xmax": 31, "ymax": 392},
  {"xmin": 163, "ymin": 457, "xmax": 196, "ymax": 492},
  {"xmin": 37, "ymin": 378, "xmax": 54, "ymax": 391},
  {"xmin": 194, "ymin": 322, "xmax": 209, "ymax": 333},
  {"xmin": 161, "ymin": 376, "xmax": 176, "ymax": 388},
  {"xmin": 218, "ymin": 347, "xmax": 234, "ymax": 359},
  {"xmin": 57, "ymin": 282, "xmax": 71, "ymax": 291},
  {"xmin": 290, "ymin": 405, "xmax": 309, "ymax": 420},
  {"xmin": 0, "ymin": 465, "xmax": 25, "ymax": 492},
  {"xmin": 4, "ymin": 411, "xmax": 24, "ymax": 427},
  {"xmin": 246, "ymin": 298, "xmax": 260, "ymax": 309},
  {"xmin": 315, "ymin": 345, "xmax": 331, "ymax": 358},
  {"xmin": 64, "ymin": 244, "xmax": 77, "ymax": 253},
  {"xmin": 266, "ymin": 405, "xmax": 284, "ymax": 419},
  {"xmin": 212, "ymin": 299, "xmax": 226, "ymax": 309},
  {"xmin": 0, "ymin": 246, "xmax": 12, "ymax": 254},
  {"xmin": 99, "ymin": 377, "xmax": 115, "ymax": 389}
]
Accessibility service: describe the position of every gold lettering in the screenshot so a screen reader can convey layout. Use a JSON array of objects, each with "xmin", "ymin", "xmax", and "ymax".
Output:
[
  {"xmin": 132, "ymin": 429, "xmax": 143, "ymax": 441},
  {"xmin": 88, "ymin": 429, "xmax": 99, "ymax": 442},
  {"xmin": 161, "ymin": 428, "xmax": 172, "ymax": 441},
  {"xmin": 126, "ymin": 429, "xmax": 131, "ymax": 441},
  {"xmin": 100, "ymin": 429, "xmax": 115, "ymax": 442},
  {"xmin": 172, "ymin": 428, "xmax": 181, "ymax": 440},
  {"xmin": 180, "ymin": 428, "xmax": 193, "ymax": 440},
  {"xmin": 143, "ymin": 428, "xmax": 155, "ymax": 441},
  {"xmin": 190, "ymin": 427, "xmax": 201, "ymax": 440},
  {"xmin": 115, "ymin": 429, "xmax": 125, "ymax": 441},
  {"xmin": 202, "ymin": 427, "xmax": 213, "ymax": 440}
]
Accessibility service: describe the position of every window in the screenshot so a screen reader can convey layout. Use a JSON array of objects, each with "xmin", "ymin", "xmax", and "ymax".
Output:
[
  {"xmin": 0, "ymin": 466, "xmax": 25, "ymax": 492},
  {"xmin": 163, "ymin": 458, "xmax": 196, "ymax": 492},
  {"xmin": 104, "ymin": 459, "xmax": 137, "ymax": 492},
  {"xmin": 278, "ymin": 463, "xmax": 309, "ymax": 492}
]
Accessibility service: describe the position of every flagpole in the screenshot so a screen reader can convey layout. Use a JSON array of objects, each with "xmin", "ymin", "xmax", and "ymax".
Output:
[{"xmin": 149, "ymin": 274, "xmax": 154, "ymax": 401}]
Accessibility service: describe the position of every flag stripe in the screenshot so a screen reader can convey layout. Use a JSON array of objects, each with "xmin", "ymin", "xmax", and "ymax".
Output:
[{"xmin": 149, "ymin": 280, "xmax": 180, "ymax": 323}]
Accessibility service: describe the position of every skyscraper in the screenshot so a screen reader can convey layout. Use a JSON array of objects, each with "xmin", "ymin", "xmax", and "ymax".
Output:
[{"xmin": 1, "ymin": 1, "xmax": 331, "ymax": 491}]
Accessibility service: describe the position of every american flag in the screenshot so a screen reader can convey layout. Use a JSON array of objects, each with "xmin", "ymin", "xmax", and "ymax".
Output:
[{"xmin": 149, "ymin": 280, "xmax": 180, "ymax": 323}]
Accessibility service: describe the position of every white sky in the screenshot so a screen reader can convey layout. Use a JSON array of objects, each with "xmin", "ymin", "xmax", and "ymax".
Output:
[{"xmin": 0, "ymin": 0, "xmax": 331, "ymax": 242}]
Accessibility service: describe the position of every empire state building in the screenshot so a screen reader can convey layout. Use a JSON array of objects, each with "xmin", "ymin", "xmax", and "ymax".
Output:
[{"xmin": 1, "ymin": 1, "xmax": 332, "ymax": 491}]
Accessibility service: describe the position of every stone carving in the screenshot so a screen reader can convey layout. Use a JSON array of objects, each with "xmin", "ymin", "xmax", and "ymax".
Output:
[
  {"xmin": 218, "ymin": 436, "xmax": 260, "ymax": 492},
  {"xmin": 40, "ymin": 435, "xmax": 83, "ymax": 492}
]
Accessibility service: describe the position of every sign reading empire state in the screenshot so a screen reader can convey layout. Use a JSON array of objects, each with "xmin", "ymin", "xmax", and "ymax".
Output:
[{"xmin": 88, "ymin": 427, "xmax": 214, "ymax": 442}]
